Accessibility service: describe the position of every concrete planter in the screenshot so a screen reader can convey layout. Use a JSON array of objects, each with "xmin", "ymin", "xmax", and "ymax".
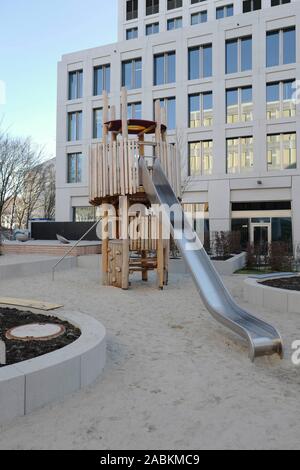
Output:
[
  {"xmin": 0, "ymin": 311, "xmax": 106, "ymax": 426},
  {"xmin": 212, "ymin": 252, "xmax": 247, "ymax": 276},
  {"xmin": 244, "ymin": 277, "xmax": 300, "ymax": 314},
  {"xmin": 0, "ymin": 256, "xmax": 77, "ymax": 282},
  {"xmin": 169, "ymin": 252, "xmax": 246, "ymax": 276}
]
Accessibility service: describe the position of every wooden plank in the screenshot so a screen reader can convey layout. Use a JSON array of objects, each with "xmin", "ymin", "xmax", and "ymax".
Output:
[
  {"xmin": 0, "ymin": 298, "xmax": 63, "ymax": 312},
  {"xmin": 157, "ymin": 214, "xmax": 164, "ymax": 290},
  {"xmin": 120, "ymin": 196, "xmax": 129, "ymax": 290},
  {"xmin": 119, "ymin": 141, "xmax": 125, "ymax": 196},
  {"xmin": 102, "ymin": 209, "xmax": 109, "ymax": 286}
]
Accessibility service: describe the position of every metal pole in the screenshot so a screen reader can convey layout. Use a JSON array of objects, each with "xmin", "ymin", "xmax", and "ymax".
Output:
[{"xmin": 51, "ymin": 217, "xmax": 102, "ymax": 281}]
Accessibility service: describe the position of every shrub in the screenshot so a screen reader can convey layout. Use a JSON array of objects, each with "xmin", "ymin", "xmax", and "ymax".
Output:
[{"xmin": 269, "ymin": 242, "xmax": 294, "ymax": 272}]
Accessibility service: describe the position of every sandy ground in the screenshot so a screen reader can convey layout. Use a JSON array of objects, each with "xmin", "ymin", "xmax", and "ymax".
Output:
[
  {"xmin": 0, "ymin": 254, "xmax": 57, "ymax": 265},
  {"xmin": 0, "ymin": 255, "xmax": 300, "ymax": 450}
]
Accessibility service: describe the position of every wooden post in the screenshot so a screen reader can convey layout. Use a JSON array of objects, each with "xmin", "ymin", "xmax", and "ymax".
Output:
[
  {"xmin": 157, "ymin": 213, "xmax": 164, "ymax": 290},
  {"xmin": 155, "ymin": 100, "xmax": 162, "ymax": 143},
  {"xmin": 120, "ymin": 195, "xmax": 129, "ymax": 290},
  {"xmin": 102, "ymin": 207, "xmax": 109, "ymax": 286},
  {"xmin": 101, "ymin": 92, "xmax": 110, "ymax": 285}
]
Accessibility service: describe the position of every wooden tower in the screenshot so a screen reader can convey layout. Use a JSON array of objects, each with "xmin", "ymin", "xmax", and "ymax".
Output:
[{"xmin": 89, "ymin": 88, "xmax": 181, "ymax": 290}]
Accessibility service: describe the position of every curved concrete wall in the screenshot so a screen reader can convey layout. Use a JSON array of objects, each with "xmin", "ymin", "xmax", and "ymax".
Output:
[{"xmin": 0, "ymin": 311, "xmax": 106, "ymax": 426}]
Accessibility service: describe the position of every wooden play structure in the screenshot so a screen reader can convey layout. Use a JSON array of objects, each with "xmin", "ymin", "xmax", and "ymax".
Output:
[{"xmin": 89, "ymin": 88, "xmax": 181, "ymax": 290}]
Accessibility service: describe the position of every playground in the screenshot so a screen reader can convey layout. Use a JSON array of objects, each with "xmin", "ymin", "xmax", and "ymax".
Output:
[
  {"xmin": 0, "ymin": 88, "xmax": 298, "ymax": 449},
  {"xmin": 0, "ymin": 257, "xmax": 299, "ymax": 450}
]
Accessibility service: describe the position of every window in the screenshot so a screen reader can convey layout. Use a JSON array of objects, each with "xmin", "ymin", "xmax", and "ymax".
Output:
[
  {"xmin": 156, "ymin": 97, "xmax": 176, "ymax": 130},
  {"xmin": 146, "ymin": 0, "xmax": 159, "ymax": 15},
  {"xmin": 189, "ymin": 141, "xmax": 213, "ymax": 176},
  {"xmin": 167, "ymin": 17, "xmax": 182, "ymax": 30},
  {"xmin": 188, "ymin": 44, "xmax": 212, "ymax": 80},
  {"xmin": 68, "ymin": 111, "xmax": 82, "ymax": 141},
  {"xmin": 128, "ymin": 102, "xmax": 142, "ymax": 119},
  {"xmin": 243, "ymin": 0, "xmax": 261, "ymax": 13},
  {"xmin": 94, "ymin": 65, "xmax": 110, "ymax": 96},
  {"xmin": 216, "ymin": 4, "xmax": 234, "ymax": 19},
  {"xmin": 126, "ymin": 0, "xmax": 138, "ymax": 20},
  {"xmin": 271, "ymin": 0, "xmax": 291, "ymax": 5},
  {"xmin": 227, "ymin": 137, "xmax": 254, "ymax": 174},
  {"xmin": 226, "ymin": 37, "xmax": 252, "ymax": 74},
  {"xmin": 167, "ymin": 0, "xmax": 182, "ymax": 10},
  {"xmin": 226, "ymin": 86, "xmax": 253, "ymax": 123},
  {"xmin": 191, "ymin": 11, "xmax": 207, "ymax": 25},
  {"xmin": 154, "ymin": 52, "xmax": 176, "ymax": 85},
  {"xmin": 68, "ymin": 70, "xmax": 83, "ymax": 100},
  {"xmin": 266, "ymin": 27, "xmax": 296, "ymax": 67},
  {"xmin": 267, "ymin": 80, "xmax": 296, "ymax": 120},
  {"xmin": 73, "ymin": 207, "xmax": 97, "ymax": 222},
  {"xmin": 146, "ymin": 22, "xmax": 159, "ymax": 35},
  {"xmin": 93, "ymin": 109, "xmax": 103, "ymax": 139},
  {"xmin": 267, "ymin": 133, "xmax": 296, "ymax": 171},
  {"xmin": 183, "ymin": 203, "xmax": 210, "ymax": 245},
  {"xmin": 189, "ymin": 92, "xmax": 213, "ymax": 127},
  {"xmin": 67, "ymin": 153, "xmax": 83, "ymax": 183},
  {"xmin": 122, "ymin": 58, "xmax": 142, "ymax": 90},
  {"xmin": 126, "ymin": 27, "xmax": 138, "ymax": 40}
]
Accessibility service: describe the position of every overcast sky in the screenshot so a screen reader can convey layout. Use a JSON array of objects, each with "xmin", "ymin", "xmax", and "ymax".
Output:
[{"xmin": 0, "ymin": 0, "xmax": 117, "ymax": 157}]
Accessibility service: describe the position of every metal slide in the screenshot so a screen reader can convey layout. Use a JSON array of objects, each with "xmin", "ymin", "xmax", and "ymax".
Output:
[{"xmin": 140, "ymin": 157, "xmax": 283, "ymax": 361}]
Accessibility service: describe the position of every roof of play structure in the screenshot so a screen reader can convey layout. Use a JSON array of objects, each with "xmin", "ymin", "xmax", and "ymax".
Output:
[{"xmin": 105, "ymin": 119, "xmax": 167, "ymax": 135}]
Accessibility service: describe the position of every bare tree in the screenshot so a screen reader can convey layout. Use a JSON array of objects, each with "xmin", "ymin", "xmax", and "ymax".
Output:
[
  {"xmin": 0, "ymin": 130, "xmax": 45, "ymax": 231},
  {"xmin": 42, "ymin": 162, "xmax": 56, "ymax": 220}
]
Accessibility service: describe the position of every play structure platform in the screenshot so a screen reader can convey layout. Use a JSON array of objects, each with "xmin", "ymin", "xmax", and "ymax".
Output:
[{"xmin": 88, "ymin": 88, "xmax": 283, "ymax": 361}]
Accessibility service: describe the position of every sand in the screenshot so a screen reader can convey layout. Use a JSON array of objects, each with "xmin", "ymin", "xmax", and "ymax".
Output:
[{"xmin": 0, "ymin": 255, "xmax": 299, "ymax": 450}]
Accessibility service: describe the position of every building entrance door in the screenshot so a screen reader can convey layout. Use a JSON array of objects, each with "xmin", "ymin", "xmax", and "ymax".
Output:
[{"xmin": 250, "ymin": 223, "xmax": 271, "ymax": 253}]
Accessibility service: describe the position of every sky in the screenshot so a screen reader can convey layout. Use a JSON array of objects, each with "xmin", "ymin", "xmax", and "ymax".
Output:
[{"xmin": 0, "ymin": 0, "xmax": 118, "ymax": 158}]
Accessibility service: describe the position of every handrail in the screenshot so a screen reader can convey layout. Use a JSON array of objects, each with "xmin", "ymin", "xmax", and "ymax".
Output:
[{"xmin": 52, "ymin": 218, "xmax": 102, "ymax": 281}]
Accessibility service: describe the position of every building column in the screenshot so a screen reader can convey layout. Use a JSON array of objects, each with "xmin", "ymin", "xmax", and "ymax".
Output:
[
  {"xmin": 208, "ymin": 180, "xmax": 231, "ymax": 234},
  {"xmin": 292, "ymin": 176, "xmax": 300, "ymax": 248}
]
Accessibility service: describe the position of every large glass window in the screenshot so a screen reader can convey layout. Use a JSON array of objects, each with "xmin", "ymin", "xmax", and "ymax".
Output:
[
  {"xmin": 167, "ymin": 0, "xmax": 182, "ymax": 10},
  {"xmin": 216, "ymin": 4, "xmax": 234, "ymax": 19},
  {"xmin": 243, "ymin": 0, "xmax": 261, "ymax": 13},
  {"xmin": 93, "ymin": 109, "xmax": 103, "ymax": 139},
  {"xmin": 188, "ymin": 44, "xmax": 212, "ymax": 80},
  {"xmin": 122, "ymin": 58, "xmax": 142, "ymax": 90},
  {"xmin": 146, "ymin": 22, "xmax": 159, "ymax": 35},
  {"xmin": 189, "ymin": 141, "xmax": 213, "ymax": 176},
  {"xmin": 227, "ymin": 137, "xmax": 254, "ymax": 174},
  {"xmin": 156, "ymin": 97, "xmax": 176, "ymax": 130},
  {"xmin": 126, "ymin": 27, "xmax": 138, "ymax": 40},
  {"xmin": 126, "ymin": 0, "xmax": 138, "ymax": 20},
  {"xmin": 226, "ymin": 87, "xmax": 253, "ymax": 123},
  {"xmin": 267, "ymin": 133, "xmax": 296, "ymax": 171},
  {"xmin": 69, "ymin": 70, "xmax": 83, "ymax": 100},
  {"xmin": 67, "ymin": 153, "xmax": 83, "ymax": 183},
  {"xmin": 128, "ymin": 102, "xmax": 142, "ymax": 119},
  {"xmin": 68, "ymin": 111, "xmax": 82, "ymax": 141},
  {"xmin": 267, "ymin": 80, "xmax": 296, "ymax": 120},
  {"xmin": 146, "ymin": 0, "xmax": 159, "ymax": 15},
  {"xmin": 73, "ymin": 207, "xmax": 97, "ymax": 222},
  {"xmin": 154, "ymin": 52, "xmax": 176, "ymax": 85},
  {"xmin": 191, "ymin": 11, "xmax": 207, "ymax": 25},
  {"xmin": 271, "ymin": 0, "xmax": 291, "ymax": 5},
  {"xmin": 189, "ymin": 92, "xmax": 213, "ymax": 128},
  {"xmin": 94, "ymin": 65, "xmax": 110, "ymax": 96},
  {"xmin": 167, "ymin": 17, "xmax": 182, "ymax": 30},
  {"xmin": 266, "ymin": 27, "xmax": 296, "ymax": 67},
  {"xmin": 226, "ymin": 37, "xmax": 252, "ymax": 74}
]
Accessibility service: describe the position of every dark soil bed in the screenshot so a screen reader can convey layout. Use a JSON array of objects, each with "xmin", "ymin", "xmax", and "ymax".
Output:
[
  {"xmin": 0, "ymin": 308, "xmax": 81, "ymax": 368},
  {"xmin": 261, "ymin": 277, "xmax": 300, "ymax": 292}
]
